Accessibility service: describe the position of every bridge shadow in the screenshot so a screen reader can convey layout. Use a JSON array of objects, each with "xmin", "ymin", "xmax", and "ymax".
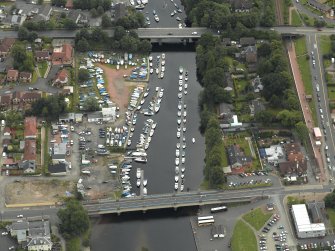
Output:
[
  {"xmin": 151, "ymin": 42, "xmax": 197, "ymax": 52},
  {"xmin": 97, "ymin": 206, "xmax": 200, "ymax": 224}
]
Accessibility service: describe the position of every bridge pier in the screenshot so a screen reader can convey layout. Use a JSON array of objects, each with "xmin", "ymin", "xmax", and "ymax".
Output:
[
  {"xmin": 158, "ymin": 39, "xmax": 162, "ymax": 46},
  {"xmin": 183, "ymin": 39, "xmax": 187, "ymax": 46},
  {"xmin": 173, "ymin": 207, "xmax": 178, "ymax": 211},
  {"xmin": 142, "ymin": 210, "xmax": 147, "ymax": 214}
]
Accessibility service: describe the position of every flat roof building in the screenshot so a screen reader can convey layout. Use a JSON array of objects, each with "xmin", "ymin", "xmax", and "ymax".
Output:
[{"xmin": 292, "ymin": 204, "xmax": 326, "ymax": 239}]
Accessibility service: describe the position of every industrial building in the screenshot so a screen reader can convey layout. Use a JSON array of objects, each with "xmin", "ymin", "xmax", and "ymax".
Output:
[{"xmin": 292, "ymin": 204, "xmax": 326, "ymax": 238}]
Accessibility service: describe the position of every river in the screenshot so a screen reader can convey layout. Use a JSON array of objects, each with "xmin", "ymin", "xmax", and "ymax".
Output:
[{"xmin": 90, "ymin": 0, "xmax": 205, "ymax": 249}]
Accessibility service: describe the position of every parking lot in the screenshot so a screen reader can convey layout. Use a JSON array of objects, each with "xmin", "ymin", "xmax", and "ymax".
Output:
[{"xmin": 227, "ymin": 173, "xmax": 282, "ymax": 188}]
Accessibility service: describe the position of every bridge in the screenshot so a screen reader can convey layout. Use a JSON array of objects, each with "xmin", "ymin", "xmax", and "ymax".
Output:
[
  {"xmin": 83, "ymin": 187, "xmax": 283, "ymax": 215},
  {"xmin": 136, "ymin": 27, "xmax": 210, "ymax": 39}
]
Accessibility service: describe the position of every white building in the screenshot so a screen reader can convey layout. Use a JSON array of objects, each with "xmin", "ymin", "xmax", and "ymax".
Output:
[
  {"xmin": 265, "ymin": 145, "xmax": 284, "ymax": 165},
  {"xmin": 102, "ymin": 107, "xmax": 116, "ymax": 122},
  {"xmin": 230, "ymin": 115, "xmax": 242, "ymax": 127},
  {"xmin": 292, "ymin": 204, "xmax": 326, "ymax": 238}
]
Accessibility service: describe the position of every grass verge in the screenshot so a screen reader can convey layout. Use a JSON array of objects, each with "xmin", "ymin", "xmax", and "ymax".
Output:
[
  {"xmin": 231, "ymin": 220, "xmax": 257, "ymax": 251},
  {"xmin": 291, "ymin": 9, "xmax": 303, "ymax": 26},
  {"xmin": 66, "ymin": 237, "xmax": 81, "ymax": 251},
  {"xmin": 294, "ymin": 37, "xmax": 317, "ymax": 125},
  {"xmin": 327, "ymin": 208, "xmax": 335, "ymax": 228},
  {"xmin": 242, "ymin": 208, "xmax": 273, "ymax": 231}
]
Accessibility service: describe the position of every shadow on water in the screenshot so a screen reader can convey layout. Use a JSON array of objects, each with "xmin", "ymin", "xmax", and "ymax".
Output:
[
  {"xmin": 98, "ymin": 206, "xmax": 199, "ymax": 224},
  {"xmin": 151, "ymin": 42, "xmax": 197, "ymax": 52}
]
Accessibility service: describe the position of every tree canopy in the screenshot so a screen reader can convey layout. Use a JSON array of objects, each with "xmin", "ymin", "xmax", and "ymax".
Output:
[
  {"xmin": 83, "ymin": 97, "xmax": 99, "ymax": 112},
  {"xmin": 12, "ymin": 44, "xmax": 34, "ymax": 72},
  {"xmin": 28, "ymin": 95, "xmax": 67, "ymax": 121},
  {"xmin": 57, "ymin": 199, "xmax": 90, "ymax": 239}
]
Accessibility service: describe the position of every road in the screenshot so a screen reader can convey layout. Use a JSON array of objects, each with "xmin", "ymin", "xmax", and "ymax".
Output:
[
  {"xmin": 83, "ymin": 184, "xmax": 332, "ymax": 214},
  {"xmin": 306, "ymin": 34, "xmax": 335, "ymax": 178}
]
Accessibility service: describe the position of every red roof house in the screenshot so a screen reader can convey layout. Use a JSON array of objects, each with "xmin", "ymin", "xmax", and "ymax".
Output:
[{"xmin": 24, "ymin": 116, "xmax": 37, "ymax": 139}]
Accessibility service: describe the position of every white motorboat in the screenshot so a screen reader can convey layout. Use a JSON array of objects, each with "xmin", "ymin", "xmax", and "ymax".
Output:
[
  {"xmin": 180, "ymin": 184, "xmax": 184, "ymax": 191},
  {"xmin": 174, "ymin": 182, "xmax": 178, "ymax": 190},
  {"xmin": 175, "ymin": 175, "xmax": 179, "ymax": 182},
  {"xmin": 129, "ymin": 0, "xmax": 135, "ymax": 5},
  {"xmin": 135, "ymin": 157, "xmax": 147, "ymax": 163},
  {"xmin": 140, "ymin": 99, "xmax": 145, "ymax": 105},
  {"xmin": 137, "ymin": 179, "xmax": 141, "ymax": 187},
  {"xmin": 144, "ymin": 91, "xmax": 149, "ymax": 98},
  {"xmin": 192, "ymin": 138, "xmax": 195, "ymax": 143},
  {"xmin": 136, "ymin": 168, "xmax": 141, "ymax": 179},
  {"xmin": 155, "ymin": 104, "xmax": 160, "ymax": 113},
  {"xmin": 179, "ymin": 66, "xmax": 183, "ymax": 74},
  {"xmin": 143, "ymin": 187, "xmax": 147, "ymax": 195},
  {"xmin": 143, "ymin": 179, "xmax": 148, "ymax": 187},
  {"xmin": 181, "ymin": 167, "xmax": 185, "ymax": 173},
  {"xmin": 152, "ymin": 122, "xmax": 157, "ymax": 129},
  {"xmin": 159, "ymin": 91, "xmax": 164, "ymax": 98}
]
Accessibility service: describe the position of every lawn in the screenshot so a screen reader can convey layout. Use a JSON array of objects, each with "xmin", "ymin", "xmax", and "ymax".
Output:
[
  {"xmin": 224, "ymin": 133, "xmax": 252, "ymax": 158},
  {"xmin": 38, "ymin": 61, "xmax": 48, "ymax": 78},
  {"xmin": 242, "ymin": 208, "xmax": 273, "ymax": 231},
  {"xmin": 328, "ymin": 86, "xmax": 335, "ymax": 101},
  {"xmin": 327, "ymin": 208, "xmax": 335, "ymax": 228},
  {"xmin": 291, "ymin": 9, "xmax": 303, "ymax": 26},
  {"xmin": 294, "ymin": 37, "xmax": 318, "ymax": 125},
  {"xmin": 231, "ymin": 220, "xmax": 257, "ymax": 251},
  {"xmin": 300, "ymin": 13, "xmax": 314, "ymax": 26}
]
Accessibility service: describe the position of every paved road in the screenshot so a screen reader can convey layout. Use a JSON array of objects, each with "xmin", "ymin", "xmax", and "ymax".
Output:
[{"xmin": 83, "ymin": 184, "xmax": 333, "ymax": 214}]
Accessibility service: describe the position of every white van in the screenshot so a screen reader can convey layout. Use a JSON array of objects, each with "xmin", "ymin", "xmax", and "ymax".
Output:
[
  {"xmin": 325, "ymin": 145, "xmax": 329, "ymax": 150},
  {"xmin": 320, "ymin": 108, "xmax": 323, "ymax": 114},
  {"xmin": 327, "ymin": 158, "xmax": 331, "ymax": 163}
]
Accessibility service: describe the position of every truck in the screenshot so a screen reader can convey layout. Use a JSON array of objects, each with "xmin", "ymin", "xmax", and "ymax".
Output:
[{"xmin": 313, "ymin": 127, "xmax": 322, "ymax": 140}]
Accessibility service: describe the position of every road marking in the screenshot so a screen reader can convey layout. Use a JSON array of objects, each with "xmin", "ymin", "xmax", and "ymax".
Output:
[{"xmin": 315, "ymin": 34, "xmax": 335, "ymax": 177}]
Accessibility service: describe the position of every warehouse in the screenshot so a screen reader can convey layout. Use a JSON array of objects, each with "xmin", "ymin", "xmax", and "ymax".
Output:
[{"xmin": 292, "ymin": 204, "xmax": 326, "ymax": 238}]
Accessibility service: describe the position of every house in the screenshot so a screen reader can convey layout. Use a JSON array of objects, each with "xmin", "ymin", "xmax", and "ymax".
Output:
[
  {"xmin": 67, "ymin": 9, "xmax": 87, "ymax": 24},
  {"xmin": 12, "ymin": 91, "xmax": 22, "ymax": 105},
  {"xmin": 227, "ymin": 144, "xmax": 252, "ymax": 171},
  {"xmin": 223, "ymin": 72, "xmax": 234, "ymax": 92},
  {"xmin": 0, "ymin": 38, "xmax": 16, "ymax": 58},
  {"xmin": 24, "ymin": 117, "xmax": 37, "ymax": 139},
  {"xmin": 52, "ymin": 43, "xmax": 73, "ymax": 66},
  {"xmin": 264, "ymin": 145, "xmax": 284, "ymax": 165},
  {"xmin": 243, "ymin": 45, "xmax": 257, "ymax": 63},
  {"xmin": 240, "ymin": 37, "xmax": 256, "ymax": 46},
  {"xmin": 6, "ymin": 69, "xmax": 19, "ymax": 82},
  {"xmin": 65, "ymin": 0, "xmax": 74, "ymax": 9},
  {"xmin": 48, "ymin": 162, "xmax": 67, "ymax": 176},
  {"xmin": 35, "ymin": 51, "xmax": 50, "ymax": 61},
  {"xmin": 8, "ymin": 219, "xmax": 52, "ymax": 250},
  {"xmin": 11, "ymin": 14, "xmax": 26, "ymax": 26},
  {"xmin": 251, "ymin": 76, "xmax": 263, "ymax": 93},
  {"xmin": 8, "ymin": 221, "xmax": 29, "ymax": 243},
  {"xmin": 279, "ymin": 159, "xmax": 307, "ymax": 177},
  {"xmin": 249, "ymin": 99, "xmax": 265, "ymax": 117},
  {"xmin": 306, "ymin": 201, "xmax": 326, "ymax": 224},
  {"xmin": 3, "ymin": 127, "xmax": 11, "ymax": 137},
  {"xmin": 229, "ymin": 0, "xmax": 253, "ymax": 11},
  {"xmin": 63, "ymin": 86, "xmax": 73, "ymax": 95},
  {"xmin": 0, "ymin": 95, "xmax": 11, "ymax": 109},
  {"xmin": 19, "ymin": 160, "xmax": 36, "ymax": 174},
  {"xmin": 52, "ymin": 142, "xmax": 67, "ymax": 163},
  {"xmin": 21, "ymin": 92, "xmax": 42, "ymax": 104},
  {"xmin": 23, "ymin": 139, "xmax": 36, "ymax": 161},
  {"xmin": 19, "ymin": 71, "xmax": 32, "ymax": 83},
  {"xmin": 52, "ymin": 69, "xmax": 69, "ymax": 87},
  {"xmin": 37, "ymin": 5, "xmax": 52, "ymax": 21},
  {"xmin": 114, "ymin": 3, "xmax": 127, "ymax": 20},
  {"xmin": 230, "ymin": 115, "xmax": 242, "ymax": 127},
  {"xmin": 308, "ymin": 0, "xmax": 331, "ymax": 13},
  {"xmin": 222, "ymin": 37, "xmax": 231, "ymax": 46}
]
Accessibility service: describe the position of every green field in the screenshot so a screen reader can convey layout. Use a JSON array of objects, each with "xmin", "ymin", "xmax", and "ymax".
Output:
[
  {"xmin": 231, "ymin": 220, "xmax": 257, "ymax": 251},
  {"xmin": 291, "ymin": 9, "xmax": 303, "ymax": 26},
  {"xmin": 242, "ymin": 208, "xmax": 273, "ymax": 231},
  {"xmin": 294, "ymin": 37, "xmax": 317, "ymax": 125}
]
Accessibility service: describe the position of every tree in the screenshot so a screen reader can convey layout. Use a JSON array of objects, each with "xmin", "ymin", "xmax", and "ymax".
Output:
[
  {"xmin": 97, "ymin": 6, "xmax": 104, "ymax": 16},
  {"xmin": 90, "ymin": 8, "xmax": 98, "ymax": 18},
  {"xmin": 83, "ymin": 97, "xmax": 99, "ymax": 111},
  {"xmin": 78, "ymin": 69, "xmax": 90, "ymax": 82},
  {"xmin": 18, "ymin": 27, "xmax": 29, "ymax": 41},
  {"xmin": 63, "ymin": 18, "xmax": 77, "ymax": 30},
  {"xmin": 12, "ymin": 44, "xmax": 33, "ymax": 72},
  {"xmin": 101, "ymin": 14, "xmax": 112, "ymax": 28},
  {"xmin": 29, "ymin": 95, "xmax": 67, "ymax": 121},
  {"xmin": 76, "ymin": 38, "xmax": 89, "ymax": 52},
  {"xmin": 38, "ymin": 0, "xmax": 44, "ymax": 4},
  {"xmin": 57, "ymin": 199, "xmax": 90, "ymax": 239},
  {"xmin": 324, "ymin": 191, "xmax": 335, "ymax": 209}
]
